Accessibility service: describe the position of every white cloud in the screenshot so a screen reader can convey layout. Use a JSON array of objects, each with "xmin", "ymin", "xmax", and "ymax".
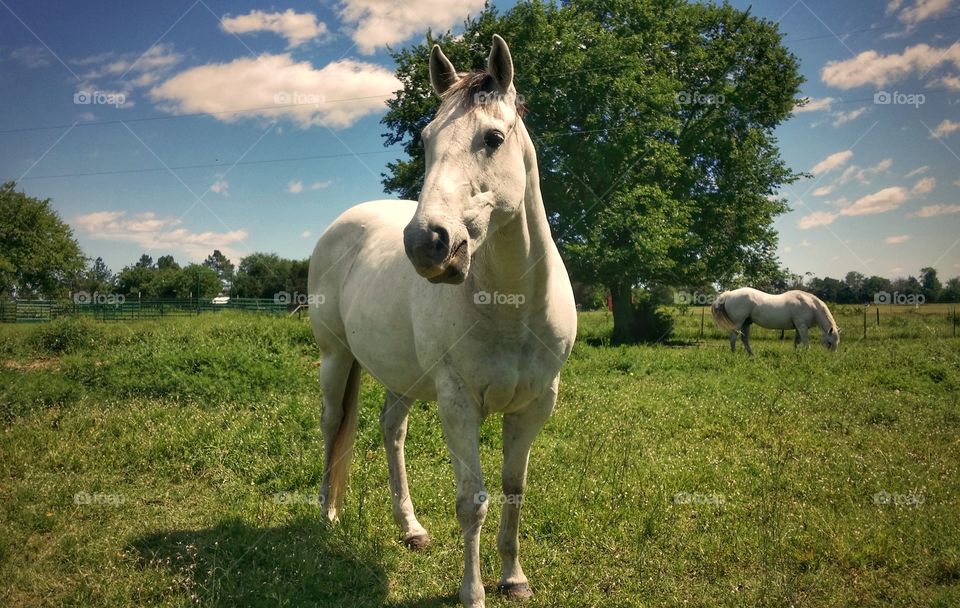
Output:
[
  {"xmin": 810, "ymin": 150, "xmax": 853, "ymax": 175},
  {"xmin": 929, "ymin": 74, "xmax": 960, "ymax": 91},
  {"xmin": 897, "ymin": 0, "xmax": 952, "ymax": 25},
  {"xmin": 795, "ymin": 96, "xmax": 835, "ymax": 113},
  {"xmin": 287, "ymin": 180, "xmax": 304, "ymax": 194},
  {"xmin": 798, "ymin": 185, "xmax": 913, "ymax": 228},
  {"xmin": 931, "ymin": 119, "xmax": 960, "ymax": 138},
  {"xmin": 812, "ymin": 184, "xmax": 835, "ymax": 196},
  {"xmin": 211, "ymin": 178, "xmax": 229, "ymax": 196},
  {"xmin": 886, "ymin": 0, "xmax": 905, "ymax": 13},
  {"xmin": 885, "ymin": 234, "xmax": 910, "ymax": 244},
  {"xmin": 904, "ymin": 165, "xmax": 929, "ymax": 178},
  {"xmin": 150, "ymin": 54, "xmax": 401, "ymax": 129},
  {"xmin": 831, "ymin": 107, "xmax": 867, "ymax": 127},
  {"xmin": 220, "ymin": 10, "xmax": 328, "ymax": 48},
  {"xmin": 821, "ymin": 43, "xmax": 960, "ymax": 89},
  {"xmin": 309, "ymin": 180, "xmax": 332, "ymax": 190},
  {"xmin": 73, "ymin": 210, "xmax": 248, "ymax": 261},
  {"xmin": 339, "ymin": 0, "xmax": 486, "ymax": 54},
  {"xmin": 797, "ymin": 210, "xmax": 839, "ymax": 229},
  {"xmin": 72, "ymin": 43, "xmax": 183, "ymax": 103},
  {"xmin": 842, "ymin": 186, "xmax": 910, "ymax": 216},
  {"xmin": 910, "ymin": 203, "xmax": 960, "ymax": 217},
  {"xmin": 836, "ymin": 158, "xmax": 893, "ymax": 185},
  {"xmin": 301, "ymin": 230, "xmax": 312, "ymax": 238},
  {"xmin": 911, "ymin": 176, "xmax": 936, "ymax": 194},
  {"xmin": 7, "ymin": 45, "xmax": 50, "ymax": 68}
]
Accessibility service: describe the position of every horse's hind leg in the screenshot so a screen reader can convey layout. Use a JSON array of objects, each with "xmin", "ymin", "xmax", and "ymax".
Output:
[
  {"xmin": 497, "ymin": 386, "xmax": 556, "ymax": 600},
  {"xmin": 381, "ymin": 390, "xmax": 431, "ymax": 550},
  {"xmin": 319, "ymin": 350, "xmax": 362, "ymax": 522},
  {"xmin": 729, "ymin": 331, "xmax": 738, "ymax": 352},
  {"xmin": 740, "ymin": 322, "xmax": 753, "ymax": 356}
]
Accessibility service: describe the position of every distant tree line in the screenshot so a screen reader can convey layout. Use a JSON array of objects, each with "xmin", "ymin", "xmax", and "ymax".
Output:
[
  {"xmin": 800, "ymin": 268, "xmax": 958, "ymax": 305},
  {"xmin": 1, "ymin": 181, "xmax": 308, "ymax": 301},
  {"xmin": 71, "ymin": 251, "xmax": 308, "ymax": 301}
]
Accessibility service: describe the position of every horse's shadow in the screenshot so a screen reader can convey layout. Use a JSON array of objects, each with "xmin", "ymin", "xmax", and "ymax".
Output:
[{"xmin": 130, "ymin": 515, "xmax": 389, "ymax": 607}]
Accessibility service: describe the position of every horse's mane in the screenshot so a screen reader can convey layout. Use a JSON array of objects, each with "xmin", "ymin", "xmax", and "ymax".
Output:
[
  {"xmin": 814, "ymin": 295, "xmax": 838, "ymax": 331},
  {"xmin": 438, "ymin": 70, "xmax": 527, "ymax": 119}
]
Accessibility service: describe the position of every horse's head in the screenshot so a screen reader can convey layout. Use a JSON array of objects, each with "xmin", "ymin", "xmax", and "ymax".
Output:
[
  {"xmin": 403, "ymin": 35, "xmax": 527, "ymax": 284},
  {"xmin": 821, "ymin": 326, "xmax": 839, "ymax": 351}
]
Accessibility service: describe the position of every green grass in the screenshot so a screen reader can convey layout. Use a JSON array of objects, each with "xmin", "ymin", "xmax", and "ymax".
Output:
[{"xmin": 2, "ymin": 312, "xmax": 958, "ymax": 607}]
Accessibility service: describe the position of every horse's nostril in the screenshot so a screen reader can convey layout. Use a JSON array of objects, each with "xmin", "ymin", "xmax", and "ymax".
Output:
[{"xmin": 431, "ymin": 225, "xmax": 450, "ymax": 252}]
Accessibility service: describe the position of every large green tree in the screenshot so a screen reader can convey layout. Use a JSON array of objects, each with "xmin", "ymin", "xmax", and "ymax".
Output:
[
  {"xmin": 380, "ymin": 0, "xmax": 803, "ymax": 342},
  {"xmin": 231, "ymin": 253, "xmax": 307, "ymax": 299},
  {"xmin": 203, "ymin": 249, "xmax": 235, "ymax": 293},
  {"xmin": 0, "ymin": 182, "xmax": 86, "ymax": 299}
]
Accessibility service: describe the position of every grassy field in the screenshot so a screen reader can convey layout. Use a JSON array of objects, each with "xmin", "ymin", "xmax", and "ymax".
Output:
[{"xmin": 2, "ymin": 311, "xmax": 958, "ymax": 607}]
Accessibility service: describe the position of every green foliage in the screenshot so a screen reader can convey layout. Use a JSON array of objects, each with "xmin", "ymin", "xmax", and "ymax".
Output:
[
  {"xmin": 0, "ymin": 182, "xmax": 86, "ymax": 298},
  {"xmin": 380, "ymin": 1, "xmax": 803, "ymax": 342},
  {"xmin": 114, "ymin": 256, "xmax": 229, "ymax": 299},
  {"xmin": 30, "ymin": 316, "xmax": 102, "ymax": 355},
  {"xmin": 231, "ymin": 252, "xmax": 308, "ymax": 299}
]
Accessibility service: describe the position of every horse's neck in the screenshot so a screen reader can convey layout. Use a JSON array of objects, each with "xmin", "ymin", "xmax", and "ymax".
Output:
[
  {"xmin": 812, "ymin": 300, "xmax": 834, "ymax": 332},
  {"xmin": 469, "ymin": 122, "xmax": 555, "ymax": 308}
]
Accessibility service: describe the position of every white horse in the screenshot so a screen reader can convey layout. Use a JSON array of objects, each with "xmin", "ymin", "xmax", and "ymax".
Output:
[
  {"xmin": 307, "ymin": 36, "xmax": 576, "ymax": 608},
  {"xmin": 711, "ymin": 287, "xmax": 839, "ymax": 354}
]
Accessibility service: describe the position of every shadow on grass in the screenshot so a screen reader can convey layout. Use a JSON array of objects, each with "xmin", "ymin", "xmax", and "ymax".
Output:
[{"xmin": 131, "ymin": 516, "xmax": 388, "ymax": 607}]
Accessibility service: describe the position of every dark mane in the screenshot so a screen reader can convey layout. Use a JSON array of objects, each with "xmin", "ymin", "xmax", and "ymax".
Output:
[{"xmin": 438, "ymin": 70, "xmax": 527, "ymax": 118}]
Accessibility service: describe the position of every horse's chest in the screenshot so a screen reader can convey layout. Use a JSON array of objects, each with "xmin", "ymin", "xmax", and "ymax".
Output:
[{"xmin": 451, "ymin": 332, "xmax": 563, "ymax": 413}]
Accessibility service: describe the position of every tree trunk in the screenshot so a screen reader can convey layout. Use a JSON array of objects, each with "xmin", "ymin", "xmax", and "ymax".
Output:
[{"xmin": 610, "ymin": 282, "xmax": 636, "ymax": 345}]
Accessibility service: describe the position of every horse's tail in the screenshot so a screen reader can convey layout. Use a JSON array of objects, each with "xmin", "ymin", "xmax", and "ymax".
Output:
[
  {"xmin": 323, "ymin": 358, "xmax": 362, "ymax": 519},
  {"xmin": 711, "ymin": 293, "xmax": 737, "ymax": 333}
]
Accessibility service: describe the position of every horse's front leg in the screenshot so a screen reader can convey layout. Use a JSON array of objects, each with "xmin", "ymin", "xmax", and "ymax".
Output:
[
  {"xmin": 437, "ymin": 388, "xmax": 487, "ymax": 608},
  {"xmin": 381, "ymin": 390, "xmax": 431, "ymax": 549},
  {"xmin": 796, "ymin": 323, "xmax": 810, "ymax": 348},
  {"xmin": 497, "ymin": 382, "xmax": 556, "ymax": 600}
]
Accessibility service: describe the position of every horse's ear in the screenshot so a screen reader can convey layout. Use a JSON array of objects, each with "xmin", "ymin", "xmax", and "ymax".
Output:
[
  {"xmin": 829, "ymin": 327, "xmax": 834, "ymax": 335},
  {"xmin": 430, "ymin": 45, "xmax": 458, "ymax": 96},
  {"xmin": 487, "ymin": 34, "xmax": 514, "ymax": 92}
]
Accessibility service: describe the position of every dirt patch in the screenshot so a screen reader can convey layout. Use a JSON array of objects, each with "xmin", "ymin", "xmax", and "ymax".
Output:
[{"xmin": 3, "ymin": 358, "xmax": 60, "ymax": 372}]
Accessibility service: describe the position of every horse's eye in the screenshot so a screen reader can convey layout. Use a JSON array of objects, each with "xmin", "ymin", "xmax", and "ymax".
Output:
[{"xmin": 484, "ymin": 130, "xmax": 505, "ymax": 149}]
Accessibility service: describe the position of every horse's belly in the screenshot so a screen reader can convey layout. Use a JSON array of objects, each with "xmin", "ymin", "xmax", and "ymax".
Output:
[{"xmin": 750, "ymin": 309, "xmax": 794, "ymax": 330}]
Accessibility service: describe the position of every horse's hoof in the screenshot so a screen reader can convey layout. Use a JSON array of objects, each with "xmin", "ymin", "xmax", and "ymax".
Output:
[
  {"xmin": 402, "ymin": 533, "xmax": 432, "ymax": 551},
  {"xmin": 497, "ymin": 582, "xmax": 533, "ymax": 600}
]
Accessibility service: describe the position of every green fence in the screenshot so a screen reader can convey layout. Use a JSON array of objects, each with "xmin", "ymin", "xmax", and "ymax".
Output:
[{"xmin": 0, "ymin": 297, "xmax": 291, "ymax": 323}]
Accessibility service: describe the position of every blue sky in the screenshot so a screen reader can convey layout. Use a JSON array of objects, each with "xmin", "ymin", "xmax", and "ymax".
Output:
[{"xmin": 1, "ymin": 0, "xmax": 958, "ymax": 281}]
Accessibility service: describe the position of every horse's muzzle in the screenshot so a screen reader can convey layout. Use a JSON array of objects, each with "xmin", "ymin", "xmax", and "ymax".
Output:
[{"xmin": 403, "ymin": 221, "xmax": 469, "ymax": 284}]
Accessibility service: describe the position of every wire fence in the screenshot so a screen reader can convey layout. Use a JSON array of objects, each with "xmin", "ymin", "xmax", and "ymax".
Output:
[{"xmin": 0, "ymin": 297, "xmax": 292, "ymax": 323}]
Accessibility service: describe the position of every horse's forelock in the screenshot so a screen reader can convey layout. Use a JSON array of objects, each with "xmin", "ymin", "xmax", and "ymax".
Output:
[{"xmin": 438, "ymin": 70, "xmax": 526, "ymax": 119}]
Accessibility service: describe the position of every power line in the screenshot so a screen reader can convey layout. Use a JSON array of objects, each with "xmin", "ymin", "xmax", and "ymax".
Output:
[
  {"xmin": 0, "ymin": 93, "xmax": 399, "ymax": 135},
  {"xmin": 15, "ymin": 149, "xmax": 394, "ymax": 180},
  {"xmin": 13, "ymin": 80, "xmax": 959, "ymax": 181},
  {"xmin": 4, "ymin": 14, "xmax": 958, "ymax": 136}
]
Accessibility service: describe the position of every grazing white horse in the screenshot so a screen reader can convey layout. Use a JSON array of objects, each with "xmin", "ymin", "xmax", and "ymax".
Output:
[
  {"xmin": 711, "ymin": 287, "xmax": 839, "ymax": 354},
  {"xmin": 307, "ymin": 36, "xmax": 577, "ymax": 608}
]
